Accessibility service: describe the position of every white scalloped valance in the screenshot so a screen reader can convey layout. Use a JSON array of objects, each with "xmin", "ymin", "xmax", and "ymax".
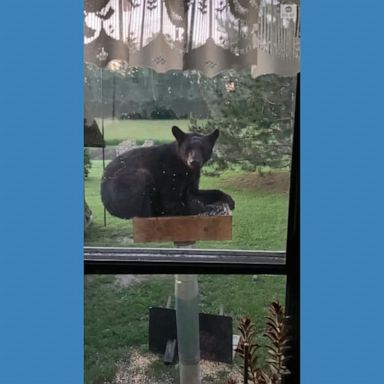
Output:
[{"xmin": 84, "ymin": 0, "xmax": 300, "ymax": 77}]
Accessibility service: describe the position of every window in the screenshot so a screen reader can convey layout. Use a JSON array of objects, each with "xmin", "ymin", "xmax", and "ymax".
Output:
[{"xmin": 84, "ymin": 1, "xmax": 300, "ymax": 383}]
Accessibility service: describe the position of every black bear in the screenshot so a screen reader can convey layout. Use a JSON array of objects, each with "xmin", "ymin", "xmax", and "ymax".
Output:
[{"xmin": 100, "ymin": 126, "xmax": 235, "ymax": 219}]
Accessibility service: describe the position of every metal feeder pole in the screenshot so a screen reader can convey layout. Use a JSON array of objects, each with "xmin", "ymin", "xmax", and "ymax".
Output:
[
  {"xmin": 174, "ymin": 242, "xmax": 201, "ymax": 384},
  {"xmin": 97, "ymin": 48, "xmax": 108, "ymax": 227},
  {"xmin": 101, "ymin": 66, "xmax": 107, "ymax": 227}
]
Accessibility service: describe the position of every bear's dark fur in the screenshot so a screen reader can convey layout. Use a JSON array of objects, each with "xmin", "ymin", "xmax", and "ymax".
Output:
[{"xmin": 100, "ymin": 126, "xmax": 235, "ymax": 219}]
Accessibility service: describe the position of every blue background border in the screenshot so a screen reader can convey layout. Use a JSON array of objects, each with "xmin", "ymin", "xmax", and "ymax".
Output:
[
  {"xmin": 0, "ymin": 2, "xmax": 84, "ymax": 383},
  {"xmin": 301, "ymin": 1, "xmax": 384, "ymax": 383},
  {"xmin": 1, "ymin": 1, "xmax": 384, "ymax": 383}
]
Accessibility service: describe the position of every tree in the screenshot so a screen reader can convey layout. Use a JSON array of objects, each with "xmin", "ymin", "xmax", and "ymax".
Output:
[{"xmin": 190, "ymin": 73, "xmax": 296, "ymax": 172}]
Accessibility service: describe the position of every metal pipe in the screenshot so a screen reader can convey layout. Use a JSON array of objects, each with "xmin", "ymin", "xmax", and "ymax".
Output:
[
  {"xmin": 175, "ymin": 273, "xmax": 201, "ymax": 384},
  {"xmin": 100, "ymin": 66, "xmax": 107, "ymax": 227},
  {"xmin": 174, "ymin": 242, "xmax": 201, "ymax": 383}
]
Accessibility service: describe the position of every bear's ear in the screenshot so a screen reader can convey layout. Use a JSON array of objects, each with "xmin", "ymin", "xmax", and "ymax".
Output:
[
  {"xmin": 172, "ymin": 126, "xmax": 186, "ymax": 143},
  {"xmin": 208, "ymin": 129, "xmax": 220, "ymax": 145}
]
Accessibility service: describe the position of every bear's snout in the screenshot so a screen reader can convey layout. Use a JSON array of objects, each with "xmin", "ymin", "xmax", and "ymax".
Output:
[
  {"xmin": 186, "ymin": 150, "xmax": 203, "ymax": 170},
  {"xmin": 188, "ymin": 160, "xmax": 201, "ymax": 170}
]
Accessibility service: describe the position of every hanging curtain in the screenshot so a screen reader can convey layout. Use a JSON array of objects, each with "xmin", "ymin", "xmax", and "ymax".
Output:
[{"xmin": 84, "ymin": 0, "xmax": 300, "ymax": 78}]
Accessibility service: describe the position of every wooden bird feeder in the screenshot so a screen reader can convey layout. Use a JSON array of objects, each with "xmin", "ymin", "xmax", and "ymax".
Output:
[{"xmin": 133, "ymin": 215, "xmax": 232, "ymax": 243}]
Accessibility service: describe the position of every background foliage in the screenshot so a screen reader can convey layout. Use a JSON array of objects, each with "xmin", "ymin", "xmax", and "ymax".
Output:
[{"xmin": 85, "ymin": 65, "xmax": 295, "ymax": 171}]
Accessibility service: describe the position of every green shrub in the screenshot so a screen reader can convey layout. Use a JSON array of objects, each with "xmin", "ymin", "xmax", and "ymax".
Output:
[{"xmin": 84, "ymin": 148, "xmax": 92, "ymax": 179}]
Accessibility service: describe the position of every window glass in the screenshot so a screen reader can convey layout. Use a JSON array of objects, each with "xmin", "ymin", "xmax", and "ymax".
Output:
[
  {"xmin": 84, "ymin": 65, "xmax": 296, "ymax": 251},
  {"xmin": 85, "ymin": 274, "xmax": 286, "ymax": 384}
]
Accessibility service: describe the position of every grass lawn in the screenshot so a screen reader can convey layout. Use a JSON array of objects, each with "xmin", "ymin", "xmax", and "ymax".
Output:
[
  {"xmin": 85, "ymin": 160, "xmax": 289, "ymax": 250},
  {"xmin": 84, "ymin": 138, "xmax": 290, "ymax": 383},
  {"xmin": 95, "ymin": 118, "xmax": 191, "ymax": 146},
  {"xmin": 85, "ymin": 274, "xmax": 286, "ymax": 384}
]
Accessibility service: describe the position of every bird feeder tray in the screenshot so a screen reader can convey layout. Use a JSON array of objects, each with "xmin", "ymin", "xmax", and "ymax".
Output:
[{"xmin": 133, "ymin": 215, "xmax": 232, "ymax": 243}]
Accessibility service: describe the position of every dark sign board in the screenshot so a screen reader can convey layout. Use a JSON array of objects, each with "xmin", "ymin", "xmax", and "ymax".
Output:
[{"xmin": 148, "ymin": 306, "xmax": 233, "ymax": 364}]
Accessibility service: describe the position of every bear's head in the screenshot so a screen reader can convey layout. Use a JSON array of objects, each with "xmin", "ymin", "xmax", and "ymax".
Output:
[{"xmin": 172, "ymin": 126, "xmax": 219, "ymax": 171}]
